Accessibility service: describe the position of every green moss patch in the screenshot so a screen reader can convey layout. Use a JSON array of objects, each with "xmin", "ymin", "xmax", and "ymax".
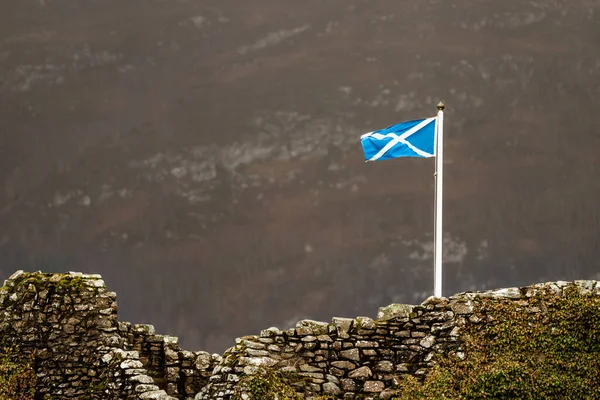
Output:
[
  {"xmin": 0, "ymin": 346, "xmax": 36, "ymax": 400},
  {"xmin": 232, "ymin": 368, "xmax": 302, "ymax": 400},
  {"xmin": 3, "ymin": 272, "xmax": 95, "ymax": 298},
  {"xmin": 394, "ymin": 284, "xmax": 600, "ymax": 399}
]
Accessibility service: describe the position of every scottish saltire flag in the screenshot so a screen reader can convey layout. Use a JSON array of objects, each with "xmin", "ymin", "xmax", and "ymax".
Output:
[{"xmin": 360, "ymin": 117, "xmax": 437, "ymax": 162}]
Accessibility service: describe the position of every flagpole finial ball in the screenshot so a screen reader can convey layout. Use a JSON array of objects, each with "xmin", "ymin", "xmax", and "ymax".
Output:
[{"xmin": 437, "ymin": 101, "xmax": 445, "ymax": 111}]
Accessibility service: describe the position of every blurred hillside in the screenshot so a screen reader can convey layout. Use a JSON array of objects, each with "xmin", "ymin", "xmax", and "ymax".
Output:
[{"xmin": 1, "ymin": 0, "xmax": 599, "ymax": 352}]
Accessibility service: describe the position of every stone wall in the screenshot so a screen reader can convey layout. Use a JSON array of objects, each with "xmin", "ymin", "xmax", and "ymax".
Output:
[
  {"xmin": 0, "ymin": 271, "xmax": 220, "ymax": 400},
  {"xmin": 119, "ymin": 322, "xmax": 220, "ymax": 398},
  {"xmin": 197, "ymin": 280, "xmax": 600, "ymax": 399},
  {"xmin": 1, "ymin": 270, "xmax": 598, "ymax": 399}
]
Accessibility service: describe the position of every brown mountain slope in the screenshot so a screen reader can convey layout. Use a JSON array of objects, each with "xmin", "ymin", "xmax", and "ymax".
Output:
[{"xmin": 1, "ymin": 0, "xmax": 599, "ymax": 352}]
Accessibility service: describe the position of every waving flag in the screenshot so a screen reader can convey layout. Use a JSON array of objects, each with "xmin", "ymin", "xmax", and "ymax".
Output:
[
  {"xmin": 360, "ymin": 117, "xmax": 437, "ymax": 162},
  {"xmin": 360, "ymin": 103, "xmax": 446, "ymax": 299}
]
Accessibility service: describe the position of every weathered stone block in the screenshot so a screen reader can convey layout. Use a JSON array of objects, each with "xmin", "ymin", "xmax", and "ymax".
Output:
[
  {"xmin": 331, "ymin": 360, "xmax": 356, "ymax": 370},
  {"xmin": 348, "ymin": 366, "xmax": 372, "ymax": 380},
  {"xmin": 323, "ymin": 381, "xmax": 342, "ymax": 395},
  {"xmin": 296, "ymin": 319, "xmax": 329, "ymax": 336},
  {"xmin": 340, "ymin": 378, "xmax": 356, "ymax": 392},
  {"xmin": 340, "ymin": 348, "xmax": 360, "ymax": 361},
  {"xmin": 377, "ymin": 304, "xmax": 413, "ymax": 321},
  {"xmin": 355, "ymin": 316, "xmax": 376, "ymax": 330},
  {"xmin": 363, "ymin": 380, "xmax": 385, "ymax": 392},
  {"xmin": 375, "ymin": 361, "xmax": 394, "ymax": 372}
]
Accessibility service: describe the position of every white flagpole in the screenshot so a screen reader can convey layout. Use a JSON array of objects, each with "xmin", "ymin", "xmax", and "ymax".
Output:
[{"xmin": 434, "ymin": 101, "xmax": 445, "ymax": 297}]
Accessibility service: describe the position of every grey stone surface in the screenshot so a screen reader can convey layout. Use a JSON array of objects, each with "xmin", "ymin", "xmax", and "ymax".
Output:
[
  {"xmin": 323, "ymin": 381, "xmax": 342, "ymax": 395},
  {"xmin": 348, "ymin": 366, "xmax": 372, "ymax": 380},
  {"xmin": 450, "ymin": 300, "xmax": 474, "ymax": 315},
  {"xmin": 340, "ymin": 348, "xmax": 360, "ymax": 361},
  {"xmin": 377, "ymin": 303, "xmax": 413, "ymax": 321},
  {"xmin": 296, "ymin": 319, "xmax": 330, "ymax": 336},
  {"xmin": 363, "ymin": 380, "xmax": 385, "ymax": 393}
]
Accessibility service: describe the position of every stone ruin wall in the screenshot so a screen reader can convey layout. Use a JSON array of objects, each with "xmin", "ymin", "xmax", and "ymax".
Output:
[
  {"xmin": 198, "ymin": 280, "xmax": 600, "ymax": 399},
  {"xmin": 0, "ymin": 271, "xmax": 220, "ymax": 400},
  {"xmin": 0, "ymin": 269, "xmax": 599, "ymax": 399}
]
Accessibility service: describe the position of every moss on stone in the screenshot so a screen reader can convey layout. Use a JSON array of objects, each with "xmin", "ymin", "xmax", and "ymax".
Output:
[
  {"xmin": 232, "ymin": 368, "xmax": 303, "ymax": 400},
  {"xmin": 0, "ymin": 345, "xmax": 37, "ymax": 400},
  {"xmin": 54, "ymin": 276, "xmax": 88, "ymax": 292},
  {"xmin": 393, "ymin": 283, "xmax": 600, "ymax": 399},
  {"xmin": 376, "ymin": 303, "xmax": 413, "ymax": 321},
  {"xmin": 3, "ymin": 272, "xmax": 99, "ymax": 298}
]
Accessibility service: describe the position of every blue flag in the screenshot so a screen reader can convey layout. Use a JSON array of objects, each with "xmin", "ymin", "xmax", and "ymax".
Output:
[{"xmin": 360, "ymin": 117, "xmax": 437, "ymax": 162}]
